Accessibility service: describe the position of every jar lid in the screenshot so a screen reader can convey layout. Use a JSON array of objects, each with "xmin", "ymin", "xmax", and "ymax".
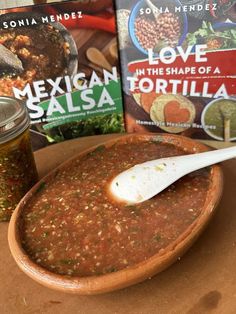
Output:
[{"xmin": 0, "ymin": 97, "xmax": 30, "ymax": 144}]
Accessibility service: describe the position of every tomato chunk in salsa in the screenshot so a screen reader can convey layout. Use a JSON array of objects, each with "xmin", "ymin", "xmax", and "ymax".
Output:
[{"xmin": 19, "ymin": 139, "xmax": 211, "ymax": 277}]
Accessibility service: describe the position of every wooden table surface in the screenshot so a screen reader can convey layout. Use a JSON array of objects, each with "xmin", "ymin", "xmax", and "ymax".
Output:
[{"xmin": 1, "ymin": 134, "xmax": 236, "ymax": 314}]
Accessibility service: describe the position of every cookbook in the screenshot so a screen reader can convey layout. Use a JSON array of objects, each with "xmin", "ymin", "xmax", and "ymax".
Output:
[
  {"xmin": 0, "ymin": 0, "xmax": 124, "ymax": 150},
  {"xmin": 115, "ymin": 0, "xmax": 236, "ymax": 142}
]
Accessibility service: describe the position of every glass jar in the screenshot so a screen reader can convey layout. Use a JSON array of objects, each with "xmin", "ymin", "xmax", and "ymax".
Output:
[{"xmin": 0, "ymin": 97, "xmax": 38, "ymax": 222}]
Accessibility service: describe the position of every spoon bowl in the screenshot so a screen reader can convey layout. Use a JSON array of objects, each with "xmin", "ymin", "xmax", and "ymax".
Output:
[
  {"xmin": 110, "ymin": 142, "xmax": 235, "ymax": 204},
  {"xmin": 86, "ymin": 47, "xmax": 113, "ymax": 72}
]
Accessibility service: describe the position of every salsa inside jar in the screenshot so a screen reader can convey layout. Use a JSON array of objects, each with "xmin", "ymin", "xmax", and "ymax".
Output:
[
  {"xmin": 19, "ymin": 138, "xmax": 211, "ymax": 277},
  {"xmin": 0, "ymin": 129, "xmax": 38, "ymax": 221}
]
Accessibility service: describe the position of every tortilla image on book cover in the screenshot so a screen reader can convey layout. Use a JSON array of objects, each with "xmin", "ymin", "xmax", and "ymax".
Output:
[
  {"xmin": 150, "ymin": 94, "xmax": 196, "ymax": 133},
  {"xmin": 135, "ymin": 92, "xmax": 161, "ymax": 114}
]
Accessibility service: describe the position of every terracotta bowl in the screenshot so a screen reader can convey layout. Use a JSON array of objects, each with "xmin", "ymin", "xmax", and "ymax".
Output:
[{"xmin": 8, "ymin": 134, "xmax": 223, "ymax": 295}]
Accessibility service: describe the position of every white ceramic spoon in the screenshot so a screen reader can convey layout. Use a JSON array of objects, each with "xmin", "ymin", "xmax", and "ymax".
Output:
[{"xmin": 110, "ymin": 146, "xmax": 236, "ymax": 204}]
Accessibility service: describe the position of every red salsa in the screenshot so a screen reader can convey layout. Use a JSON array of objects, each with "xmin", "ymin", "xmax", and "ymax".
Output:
[{"xmin": 19, "ymin": 139, "xmax": 211, "ymax": 277}]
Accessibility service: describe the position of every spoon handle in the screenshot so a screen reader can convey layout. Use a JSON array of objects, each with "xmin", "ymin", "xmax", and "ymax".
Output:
[
  {"xmin": 146, "ymin": 0, "xmax": 160, "ymax": 19},
  {"xmin": 179, "ymin": 146, "xmax": 236, "ymax": 174},
  {"xmin": 224, "ymin": 118, "xmax": 231, "ymax": 142}
]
